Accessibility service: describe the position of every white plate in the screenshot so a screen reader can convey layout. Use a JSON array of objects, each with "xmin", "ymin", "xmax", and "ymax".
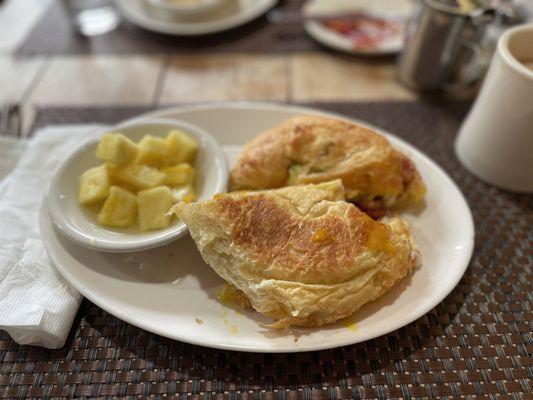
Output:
[
  {"xmin": 304, "ymin": 0, "xmax": 414, "ymax": 55},
  {"xmin": 41, "ymin": 103, "xmax": 474, "ymax": 352},
  {"xmin": 115, "ymin": 0, "xmax": 278, "ymax": 36}
]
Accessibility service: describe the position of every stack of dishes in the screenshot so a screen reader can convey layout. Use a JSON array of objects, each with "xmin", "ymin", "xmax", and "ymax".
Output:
[{"xmin": 114, "ymin": 0, "xmax": 278, "ymax": 35}]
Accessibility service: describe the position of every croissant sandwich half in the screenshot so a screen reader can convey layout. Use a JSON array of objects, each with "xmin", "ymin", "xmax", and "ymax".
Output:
[
  {"xmin": 229, "ymin": 116, "xmax": 426, "ymax": 218},
  {"xmin": 174, "ymin": 180, "xmax": 420, "ymax": 328}
]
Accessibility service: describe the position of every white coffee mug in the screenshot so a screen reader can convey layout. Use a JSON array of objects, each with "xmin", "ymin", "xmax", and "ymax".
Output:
[{"xmin": 455, "ymin": 24, "xmax": 533, "ymax": 193}]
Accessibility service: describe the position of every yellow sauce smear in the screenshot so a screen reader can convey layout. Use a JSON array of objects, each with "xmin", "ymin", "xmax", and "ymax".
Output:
[
  {"xmin": 345, "ymin": 321, "xmax": 357, "ymax": 331},
  {"xmin": 366, "ymin": 224, "xmax": 394, "ymax": 254},
  {"xmin": 223, "ymin": 319, "xmax": 228, "ymax": 325},
  {"xmin": 229, "ymin": 325, "xmax": 238, "ymax": 335},
  {"xmin": 312, "ymin": 228, "xmax": 335, "ymax": 243},
  {"xmin": 217, "ymin": 284, "xmax": 239, "ymax": 307}
]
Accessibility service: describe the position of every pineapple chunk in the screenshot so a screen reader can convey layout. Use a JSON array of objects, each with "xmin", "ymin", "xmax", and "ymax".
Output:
[
  {"xmin": 97, "ymin": 186, "xmax": 137, "ymax": 227},
  {"xmin": 171, "ymin": 184, "xmax": 197, "ymax": 203},
  {"xmin": 109, "ymin": 163, "xmax": 164, "ymax": 191},
  {"xmin": 137, "ymin": 186, "xmax": 174, "ymax": 231},
  {"xmin": 161, "ymin": 163, "xmax": 196, "ymax": 186},
  {"xmin": 136, "ymin": 135, "xmax": 174, "ymax": 167},
  {"xmin": 78, "ymin": 164, "xmax": 110, "ymax": 205},
  {"xmin": 96, "ymin": 133, "xmax": 138, "ymax": 165},
  {"xmin": 166, "ymin": 130, "xmax": 198, "ymax": 163}
]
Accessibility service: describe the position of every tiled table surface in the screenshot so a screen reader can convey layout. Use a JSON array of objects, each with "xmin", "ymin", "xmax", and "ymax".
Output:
[
  {"xmin": 5, "ymin": 53, "xmax": 417, "ymax": 105},
  {"xmin": 0, "ymin": 0, "xmax": 430, "ymax": 135}
]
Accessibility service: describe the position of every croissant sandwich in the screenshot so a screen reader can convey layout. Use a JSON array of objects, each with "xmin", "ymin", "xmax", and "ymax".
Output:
[
  {"xmin": 174, "ymin": 180, "xmax": 420, "ymax": 328},
  {"xmin": 229, "ymin": 116, "xmax": 426, "ymax": 218}
]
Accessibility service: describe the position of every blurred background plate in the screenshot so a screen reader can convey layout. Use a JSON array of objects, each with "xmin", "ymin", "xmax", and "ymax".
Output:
[
  {"xmin": 115, "ymin": 0, "xmax": 278, "ymax": 35},
  {"xmin": 304, "ymin": 0, "xmax": 414, "ymax": 55},
  {"xmin": 146, "ymin": 0, "xmax": 231, "ymax": 18}
]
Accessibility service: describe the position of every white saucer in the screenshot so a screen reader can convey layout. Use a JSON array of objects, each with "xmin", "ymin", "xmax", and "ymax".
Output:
[
  {"xmin": 115, "ymin": 0, "xmax": 278, "ymax": 36},
  {"xmin": 41, "ymin": 103, "xmax": 474, "ymax": 352},
  {"xmin": 304, "ymin": 0, "xmax": 414, "ymax": 55}
]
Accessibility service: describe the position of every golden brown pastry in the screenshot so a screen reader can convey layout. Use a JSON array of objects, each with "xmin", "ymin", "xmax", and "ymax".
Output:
[
  {"xmin": 229, "ymin": 116, "xmax": 426, "ymax": 218},
  {"xmin": 174, "ymin": 180, "xmax": 421, "ymax": 328}
]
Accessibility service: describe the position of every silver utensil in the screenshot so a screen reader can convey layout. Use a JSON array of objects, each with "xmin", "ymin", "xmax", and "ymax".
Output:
[{"xmin": 0, "ymin": 104, "xmax": 22, "ymax": 138}]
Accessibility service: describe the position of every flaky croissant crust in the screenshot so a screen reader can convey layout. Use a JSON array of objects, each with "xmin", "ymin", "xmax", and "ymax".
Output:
[
  {"xmin": 175, "ymin": 181, "xmax": 420, "ymax": 328},
  {"xmin": 229, "ymin": 115, "xmax": 426, "ymax": 213}
]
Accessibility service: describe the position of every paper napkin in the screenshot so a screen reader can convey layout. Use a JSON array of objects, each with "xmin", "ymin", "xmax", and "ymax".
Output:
[{"xmin": 0, "ymin": 125, "xmax": 102, "ymax": 348}]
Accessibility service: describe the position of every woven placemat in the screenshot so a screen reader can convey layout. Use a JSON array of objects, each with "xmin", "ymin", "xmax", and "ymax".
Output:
[
  {"xmin": 1, "ymin": 101, "xmax": 532, "ymax": 399},
  {"xmin": 16, "ymin": 0, "xmax": 323, "ymax": 57}
]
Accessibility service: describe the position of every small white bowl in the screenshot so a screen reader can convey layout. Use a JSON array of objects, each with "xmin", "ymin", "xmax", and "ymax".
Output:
[
  {"xmin": 146, "ymin": 0, "xmax": 228, "ymax": 18},
  {"xmin": 47, "ymin": 118, "xmax": 228, "ymax": 253}
]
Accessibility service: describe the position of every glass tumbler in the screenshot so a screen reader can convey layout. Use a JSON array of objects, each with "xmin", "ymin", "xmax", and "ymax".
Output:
[{"xmin": 62, "ymin": 0, "xmax": 120, "ymax": 36}]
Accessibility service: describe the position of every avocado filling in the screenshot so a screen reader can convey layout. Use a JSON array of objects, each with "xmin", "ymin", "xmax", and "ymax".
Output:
[{"xmin": 287, "ymin": 163, "xmax": 303, "ymax": 185}]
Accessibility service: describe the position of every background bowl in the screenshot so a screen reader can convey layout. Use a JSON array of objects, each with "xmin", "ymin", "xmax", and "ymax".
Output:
[
  {"xmin": 47, "ymin": 118, "xmax": 228, "ymax": 253},
  {"xmin": 146, "ymin": 0, "xmax": 229, "ymax": 18}
]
